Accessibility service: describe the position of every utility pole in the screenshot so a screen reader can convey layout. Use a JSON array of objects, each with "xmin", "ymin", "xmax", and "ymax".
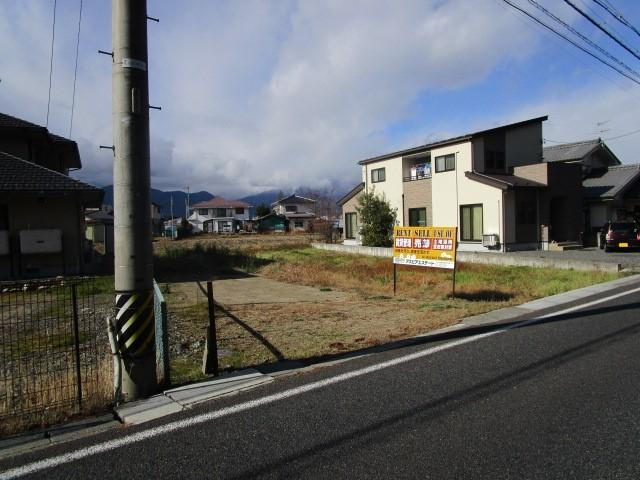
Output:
[{"xmin": 112, "ymin": 0, "xmax": 156, "ymax": 401}]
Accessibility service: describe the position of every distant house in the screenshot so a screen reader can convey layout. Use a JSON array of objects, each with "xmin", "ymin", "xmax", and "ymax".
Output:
[
  {"xmin": 150, "ymin": 202, "xmax": 163, "ymax": 235},
  {"xmin": 188, "ymin": 197, "xmax": 251, "ymax": 233},
  {"xmin": 271, "ymin": 194, "xmax": 316, "ymax": 232},
  {"xmin": 85, "ymin": 206, "xmax": 114, "ymax": 255}
]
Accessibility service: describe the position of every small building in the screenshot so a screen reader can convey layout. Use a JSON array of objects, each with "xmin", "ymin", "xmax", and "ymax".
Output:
[
  {"xmin": 255, "ymin": 213, "xmax": 288, "ymax": 233},
  {"xmin": 271, "ymin": 194, "xmax": 316, "ymax": 232},
  {"xmin": 85, "ymin": 206, "xmax": 114, "ymax": 255},
  {"xmin": 188, "ymin": 197, "xmax": 251, "ymax": 233}
]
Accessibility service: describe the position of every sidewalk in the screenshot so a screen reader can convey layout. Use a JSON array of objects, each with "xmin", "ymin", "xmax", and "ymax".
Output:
[{"xmin": 2, "ymin": 273, "xmax": 639, "ymax": 459}]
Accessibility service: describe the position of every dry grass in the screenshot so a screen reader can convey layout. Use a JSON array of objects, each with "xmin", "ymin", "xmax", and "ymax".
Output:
[
  {"xmin": 0, "ymin": 357, "xmax": 113, "ymax": 437},
  {"xmin": 161, "ymin": 245, "xmax": 621, "ymax": 384}
]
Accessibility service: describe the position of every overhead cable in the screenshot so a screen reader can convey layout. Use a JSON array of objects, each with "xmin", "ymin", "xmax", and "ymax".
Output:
[
  {"xmin": 69, "ymin": 0, "xmax": 83, "ymax": 138},
  {"xmin": 563, "ymin": 0, "xmax": 640, "ymax": 61},
  {"xmin": 592, "ymin": 0, "xmax": 640, "ymax": 39},
  {"xmin": 499, "ymin": 0, "xmax": 640, "ymax": 86},
  {"xmin": 46, "ymin": 0, "xmax": 57, "ymax": 128},
  {"xmin": 527, "ymin": 0, "xmax": 640, "ymax": 80}
]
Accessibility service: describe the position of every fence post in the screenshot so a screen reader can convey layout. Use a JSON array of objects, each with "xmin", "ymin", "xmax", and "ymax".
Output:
[
  {"xmin": 202, "ymin": 281, "xmax": 219, "ymax": 375},
  {"xmin": 71, "ymin": 283, "xmax": 83, "ymax": 410},
  {"xmin": 153, "ymin": 280, "xmax": 171, "ymax": 388}
]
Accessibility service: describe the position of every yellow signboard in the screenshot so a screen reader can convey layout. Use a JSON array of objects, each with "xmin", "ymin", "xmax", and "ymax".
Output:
[{"xmin": 392, "ymin": 226, "xmax": 457, "ymax": 269}]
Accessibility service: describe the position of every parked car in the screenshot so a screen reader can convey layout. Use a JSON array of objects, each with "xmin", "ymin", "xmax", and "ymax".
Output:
[{"xmin": 602, "ymin": 222, "xmax": 640, "ymax": 252}]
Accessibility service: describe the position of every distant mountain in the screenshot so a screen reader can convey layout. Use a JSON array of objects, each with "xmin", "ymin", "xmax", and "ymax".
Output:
[
  {"xmin": 240, "ymin": 189, "xmax": 281, "ymax": 207},
  {"xmin": 101, "ymin": 186, "xmax": 214, "ymax": 219}
]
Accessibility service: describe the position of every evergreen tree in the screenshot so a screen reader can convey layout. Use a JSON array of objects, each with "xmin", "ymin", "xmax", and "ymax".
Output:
[
  {"xmin": 356, "ymin": 190, "xmax": 397, "ymax": 247},
  {"xmin": 256, "ymin": 203, "xmax": 271, "ymax": 217}
]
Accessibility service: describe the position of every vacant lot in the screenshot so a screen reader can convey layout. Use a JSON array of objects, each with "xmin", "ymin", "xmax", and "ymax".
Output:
[{"xmin": 155, "ymin": 239, "xmax": 622, "ymax": 383}]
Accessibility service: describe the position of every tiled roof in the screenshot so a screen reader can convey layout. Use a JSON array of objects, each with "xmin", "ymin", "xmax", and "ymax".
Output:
[
  {"xmin": 543, "ymin": 139, "xmax": 601, "ymax": 163},
  {"xmin": 0, "ymin": 112, "xmax": 43, "ymax": 129},
  {"xmin": 0, "ymin": 151, "xmax": 101, "ymax": 193},
  {"xmin": 271, "ymin": 194, "xmax": 316, "ymax": 206},
  {"xmin": 583, "ymin": 164, "xmax": 640, "ymax": 199},
  {"xmin": 191, "ymin": 197, "xmax": 250, "ymax": 208}
]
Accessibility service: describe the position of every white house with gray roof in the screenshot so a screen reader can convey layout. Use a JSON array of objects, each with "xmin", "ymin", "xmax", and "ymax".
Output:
[{"xmin": 271, "ymin": 194, "xmax": 316, "ymax": 232}]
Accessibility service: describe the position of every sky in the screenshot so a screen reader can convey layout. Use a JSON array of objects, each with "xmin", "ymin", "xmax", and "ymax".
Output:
[{"xmin": 1, "ymin": 0, "xmax": 640, "ymax": 198}]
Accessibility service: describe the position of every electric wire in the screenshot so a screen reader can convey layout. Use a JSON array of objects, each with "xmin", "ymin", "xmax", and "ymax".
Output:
[
  {"xmin": 499, "ymin": 0, "xmax": 640, "ymax": 86},
  {"xmin": 45, "ymin": 0, "xmax": 57, "ymax": 128},
  {"xmin": 69, "ymin": 0, "xmax": 83, "ymax": 138},
  {"xmin": 604, "ymin": 128, "xmax": 640, "ymax": 141},
  {"xmin": 526, "ymin": 0, "xmax": 640, "ymax": 80},
  {"xmin": 563, "ymin": 0, "xmax": 640, "ymax": 61},
  {"xmin": 592, "ymin": 0, "xmax": 640, "ymax": 39}
]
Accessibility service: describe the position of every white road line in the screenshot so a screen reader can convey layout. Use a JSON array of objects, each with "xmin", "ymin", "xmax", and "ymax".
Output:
[{"xmin": 3, "ymin": 286, "xmax": 640, "ymax": 479}]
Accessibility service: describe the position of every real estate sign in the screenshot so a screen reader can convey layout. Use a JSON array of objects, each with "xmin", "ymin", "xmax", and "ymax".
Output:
[{"xmin": 392, "ymin": 226, "xmax": 457, "ymax": 269}]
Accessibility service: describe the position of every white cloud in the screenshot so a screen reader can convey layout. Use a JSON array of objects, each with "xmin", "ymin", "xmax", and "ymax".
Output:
[{"xmin": 10, "ymin": 0, "xmax": 637, "ymax": 199}]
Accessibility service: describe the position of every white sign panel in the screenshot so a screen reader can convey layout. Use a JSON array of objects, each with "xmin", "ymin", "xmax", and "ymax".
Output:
[{"xmin": 19, "ymin": 229, "xmax": 62, "ymax": 254}]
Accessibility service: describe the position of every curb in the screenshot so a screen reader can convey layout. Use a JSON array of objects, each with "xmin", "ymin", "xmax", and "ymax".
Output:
[{"xmin": 2, "ymin": 273, "xmax": 639, "ymax": 459}]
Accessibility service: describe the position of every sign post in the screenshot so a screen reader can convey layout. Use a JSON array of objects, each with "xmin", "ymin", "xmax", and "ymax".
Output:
[{"xmin": 392, "ymin": 226, "xmax": 458, "ymax": 296}]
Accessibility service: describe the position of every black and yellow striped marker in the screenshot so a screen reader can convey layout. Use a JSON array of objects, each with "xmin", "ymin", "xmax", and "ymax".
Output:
[{"xmin": 115, "ymin": 291, "xmax": 155, "ymax": 359}]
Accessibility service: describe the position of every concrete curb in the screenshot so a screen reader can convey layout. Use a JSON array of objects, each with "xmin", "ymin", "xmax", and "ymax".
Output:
[
  {"xmin": 2, "ymin": 273, "xmax": 639, "ymax": 459},
  {"xmin": 311, "ymin": 242, "xmax": 628, "ymax": 272}
]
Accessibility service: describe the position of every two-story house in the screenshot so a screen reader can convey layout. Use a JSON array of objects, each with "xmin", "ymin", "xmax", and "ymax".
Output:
[
  {"xmin": 188, "ymin": 197, "xmax": 251, "ymax": 233},
  {"xmin": 0, "ymin": 112, "xmax": 103, "ymax": 278},
  {"xmin": 271, "ymin": 194, "xmax": 316, "ymax": 232},
  {"xmin": 342, "ymin": 116, "xmax": 584, "ymax": 252}
]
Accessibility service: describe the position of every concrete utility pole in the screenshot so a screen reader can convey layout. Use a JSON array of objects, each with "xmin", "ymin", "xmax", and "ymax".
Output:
[{"xmin": 112, "ymin": 0, "xmax": 156, "ymax": 400}]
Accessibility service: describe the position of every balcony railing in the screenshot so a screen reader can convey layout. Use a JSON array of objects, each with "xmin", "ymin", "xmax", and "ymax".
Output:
[{"xmin": 403, "ymin": 163, "xmax": 431, "ymax": 182}]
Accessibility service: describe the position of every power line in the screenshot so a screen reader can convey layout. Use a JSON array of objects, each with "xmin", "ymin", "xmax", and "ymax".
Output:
[
  {"xmin": 526, "ymin": 0, "xmax": 640, "ymax": 80},
  {"xmin": 592, "ymin": 0, "xmax": 640, "ymax": 39},
  {"xmin": 69, "ymin": 0, "xmax": 83, "ymax": 138},
  {"xmin": 46, "ymin": 0, "xmax": 57, "ymax": 128},
  {"xmin": 605, "ymin": 128, "xmax": 640, "ymax": 141},
  {"xmin": 563, "ymin": 0, "xmax": 640, "ymax": 61},
  {"xmin": 499, "ymin": 0, "xmax": 640, "ymax": 86}
]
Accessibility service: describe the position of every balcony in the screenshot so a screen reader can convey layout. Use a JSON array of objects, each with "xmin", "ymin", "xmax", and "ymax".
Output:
[{"xmin": 403, "ymin": 163, "xmax": 432, "ymax": 182}]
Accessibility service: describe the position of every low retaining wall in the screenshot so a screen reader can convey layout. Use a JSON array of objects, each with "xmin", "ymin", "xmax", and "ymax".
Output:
[{"xmin": 311, "ymin": 243, "xmax": 622, "ymax": 272}]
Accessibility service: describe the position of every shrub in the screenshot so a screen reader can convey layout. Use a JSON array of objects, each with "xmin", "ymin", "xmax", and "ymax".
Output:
[{"xmin": 356, "ymin": 190, "xmax": 397, "ymax": 247}]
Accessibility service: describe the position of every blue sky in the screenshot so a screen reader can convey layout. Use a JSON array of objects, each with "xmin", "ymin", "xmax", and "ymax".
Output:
[{"xmin": 1, "ymin": 0, "xmax": 640, "ymax": 197}]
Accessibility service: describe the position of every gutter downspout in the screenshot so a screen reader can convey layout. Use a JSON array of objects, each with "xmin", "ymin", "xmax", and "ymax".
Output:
[{"xmin": 502, "ymin": 190, "xmax": 507, "ymax": 252}]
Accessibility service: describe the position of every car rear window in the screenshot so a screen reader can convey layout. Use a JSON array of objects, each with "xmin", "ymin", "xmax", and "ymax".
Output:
[{"xmin": 610, "ymin": 223, "xmax": 636, "ymax": 231}]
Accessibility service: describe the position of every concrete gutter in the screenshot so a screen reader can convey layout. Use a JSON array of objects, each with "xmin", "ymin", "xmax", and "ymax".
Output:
[
  {"xmin": 2, "ymin": 273, "xmax": 639, "ymax": 459},
  {"xmin": 311, "ymin": 243, "xmax": 623, "ymax": 272}
]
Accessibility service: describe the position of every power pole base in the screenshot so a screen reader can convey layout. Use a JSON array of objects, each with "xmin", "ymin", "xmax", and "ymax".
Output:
[{"xmin": 120, "ymin": 353, "xmax": 157, "ymax": 402}]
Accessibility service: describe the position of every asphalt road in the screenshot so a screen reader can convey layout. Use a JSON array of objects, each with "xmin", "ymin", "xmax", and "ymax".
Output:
[{"xmin": 2, "ymin": 285, "xmax": 640, "ymax": 479}]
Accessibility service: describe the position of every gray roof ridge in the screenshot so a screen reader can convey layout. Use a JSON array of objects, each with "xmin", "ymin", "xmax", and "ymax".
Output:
[
  {"xmin": 0, "ymin": 150, "xmax": 99, "ymax": 190},
  {"xmin": 544, "ymin": 138, "xmax": 600, "ymax": 149},
  {"xmin": 606, "ymin": 163, "xmax": 640, "ymax": 170}
]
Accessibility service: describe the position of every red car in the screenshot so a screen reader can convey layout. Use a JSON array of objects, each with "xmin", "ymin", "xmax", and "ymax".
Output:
[{"xmin": 603, "ymin": 222, "xmax": 640, "ymax": 252}]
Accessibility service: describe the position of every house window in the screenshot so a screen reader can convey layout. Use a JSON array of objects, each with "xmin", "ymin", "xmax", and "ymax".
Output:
[
  {"xmin": 485, "ymin": 150, "xmax": 505, "ymax": 171},
  {"xmin": 408, "ymin": 208, "xmax": 427, "ymax": 227},
  {"xmin": 198, "ymin": 208, "xmax": 208, "ymax": 216},
  {"xmin": 460, "ymin": 204, "xmax": 483, "ymax": 241},
  {"xmin": 235, "ymin": 208, "xmax": 244, "ymax": 215},
  {"xmin": 517, "ymin": 200, "xmax": 536, "ymax": 225},
  {"xmin": 285, "ymin": 205, "xmax": 297, "ymax": 213},
  {"xmin": 345, "ymin": 213, "xmax": 357, "ymax": 239},
  {"xmin": 294, "ymin": 220, "xmax": 304, "ymax": 228},
  {"xmin": 435, "ymin": 154, "xmax": 455, "ymax": 173},
  {"xmin": 371, "ymin": 167, "xmax": 386, "ymax": 183},
  {"xmin": 214, "ymin": 208, "xmax": 227, "ymax": 217}
]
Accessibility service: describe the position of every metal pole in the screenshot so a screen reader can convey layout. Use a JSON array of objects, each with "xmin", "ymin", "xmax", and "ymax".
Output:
[
  {"xmin": 112, "ymin": 0, "xmax": 156, "ymax": 401},
  {"xmin": 203, "ymin": 281, "xmax": 219, "ymax": 375},
  {"xmin": 393, "ymin": 263, "xmax": 397, "ymax": 296},
  {"xmin": 71, "ymin": 283, "xmax": 83, "ymax": 409}
]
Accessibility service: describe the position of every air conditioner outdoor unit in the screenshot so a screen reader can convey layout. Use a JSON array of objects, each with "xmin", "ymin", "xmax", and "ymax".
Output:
[{"xmin": 482, "ymin": 234, "xmax": 499, "ymax": 247}]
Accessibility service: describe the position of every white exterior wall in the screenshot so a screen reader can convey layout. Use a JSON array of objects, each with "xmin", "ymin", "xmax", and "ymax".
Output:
[
  {"xmin": 362, "ymin": 156, "xmax": 404, "ymax": 223},
  {"xmin": 188, "ymin": 207, "xmax": 250, "ymax": 233},
  {"xmin": 431, "ymin": 141, "xmax": 504, "ymax": 252}
]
